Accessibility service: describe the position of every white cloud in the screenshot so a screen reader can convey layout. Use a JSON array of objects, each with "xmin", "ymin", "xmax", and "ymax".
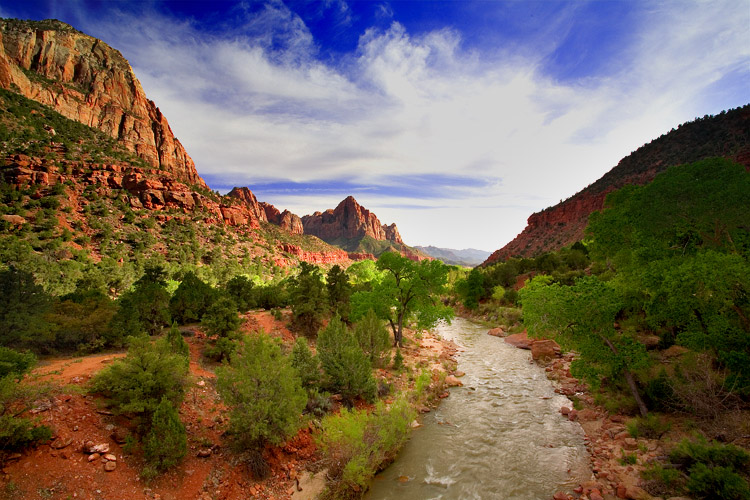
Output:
[{"xmin": 74, "ymin": 1, "xmax": 749, "ymax": 251}]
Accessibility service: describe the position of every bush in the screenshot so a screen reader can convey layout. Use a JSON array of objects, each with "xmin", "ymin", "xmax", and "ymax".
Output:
[
  {"xmin": 667, "ymin": 437, "xmax": 750, "ymax": 500},
  {"xmin": 317, "ymin": 396, "xmax": 416, "ymax": 499},
  {"xmin": 143, "ymin": 398, "xmax": 187, "ymax": 474},
  {"xmin": 90, "ymin": 336, "xmax": 189, "ymax": 429},
  {"xmin": 291, "ymin": 337, "xmax": 322, "ymax": 389},
  {"xmin": 166, "ymin": 322, "xmax": 190, "ymax": 368},
  {"xmin": 0, "ymin": 349, "xmax": 52, "ymax": 452},
  {"xmin": 626, "ymin": 414, "xmax": 671, "ymax": 439},
  {"xmin": 392, "ymin": 348, "xmax": 404, "ymax": 371},
  {"xmin": 353, "ymin": 310, "xmax": 391, "ymax": 368},
  {"xmin": 224, "ymin": 275, "xmax": 255, "ymax": 312},
  {"xmin": 216, "ymin": 333, "xmax": 306, "ymax": 457},
  {"xmin": 317, "ymin": 317, "xmax": 376, "ymax": 404}
]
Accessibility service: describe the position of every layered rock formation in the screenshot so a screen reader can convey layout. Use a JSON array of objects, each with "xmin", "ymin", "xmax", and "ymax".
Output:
[
  {"xmin": 0, "ymin": 19, "xmax": 206, "ymax": 188},
  {"xmin": 301, "ymin": 196, "xmax": 404, "ymax": 244},
  {"xmin": 484, "ymin": 105, "xmax": 750, "ymax": 264},
  {"xmin": 226, "ymin": 187, "xmax": 304, "ymax": 235}
]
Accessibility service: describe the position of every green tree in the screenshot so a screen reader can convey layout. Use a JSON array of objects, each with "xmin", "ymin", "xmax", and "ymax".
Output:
[
  {"xmin": 327, "ymin": 265, "xmax": 353, "ymax": 320},
  {"xmin": 166, "ymin": 322, "xmax": 190, "ymax": 368},
  {"xmin": 520, "ymin": 275, "xmax": 650, "ymax": 416},
  {"xmin": 0, "ymin": 266, "xmax": 53, "ymax": 349},
  {"xmin": 353, "ymin": 309, "xmax": 391, "ymax": 368},
  {"xmin": 352, "ymin": 252, "xmax": 454, "ymax": 346},
  {"xmin": 202, "ymin": 296, "xmax": 241, "ymax": 362},
  {"xmin": 90, "ymin": 336, "xmax": 189, "ymax": 428},
  {"xmin": 169, "ymin": 271, "xmax": 216, "ymax": 324},
  {"xmin": 111, "ymin": 265, "xmax": 171, "ymax": 337},
  {"xmin": 289, "ymin": 262, "xmax": 327, "ymax": 337},
  {"xmin": 216, "ymin": 333, "xmax": 306, "ymax": 458},
  {"xmin": 455, "ymin": 267, "xmax": 485, "ymax": 309},
  {"xmin": 317, "ymin": 316, "xmax": 376, "ymax": 404},
  {"xmin": 143, "ymin": 398, "xmax": 187, "ymax": 473},
  {"xmin": 225, "ymin": 275, "xmax": 256, "ymax": 312},
  {"xmin": 290, "ymin": 337, "xmax": 322, "ymax": 389}
]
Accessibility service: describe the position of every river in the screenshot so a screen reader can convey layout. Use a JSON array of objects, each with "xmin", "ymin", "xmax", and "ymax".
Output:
[{"xmin": 365, "ymin": 317, "xmax": 591, "ymax": 500}]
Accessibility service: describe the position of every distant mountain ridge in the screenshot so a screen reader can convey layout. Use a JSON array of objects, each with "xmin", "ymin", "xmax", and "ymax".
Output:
[
  {"xmin": 414, "ymin": 246, "xmax": 490, "ymax": 267},
  {"xmin": 483, "ymin": 105, "xmax": 750, "ymax": 265}
]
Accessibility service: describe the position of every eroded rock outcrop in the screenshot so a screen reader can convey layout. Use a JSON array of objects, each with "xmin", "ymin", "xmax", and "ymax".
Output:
[
  {"xmin": 0, "ymin": 19, "xmax": 206, "ymax": 188},
  {"xmin": 301, "ymin": 196, "xmax": 404, "ymax": 244}
]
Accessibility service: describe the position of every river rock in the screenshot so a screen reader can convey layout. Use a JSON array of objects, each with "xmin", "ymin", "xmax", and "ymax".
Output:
[
  {"xmin": 622, "ymin": 438, "xmax": 638, "ymax": 450},
  {"xmin": 531, "ymin": 339, "xmax": 560, "ymax": 361},
  {"xmin": 104, "ymin": 461, "xmax": 116, "ymax": 472},
  {"xmin": 445, "ymin": 375, "xmax": 463, "ymax": 387},
  {"xmin": 487, "ymin": 327, "xmax": 505, "ymax": 337},
  {"xmin": 560, "ymin": 406, "xmax": 571, "ymax": 416},
  {"xmin": 504, "ymin": 332, "xmax": 532, "ymax": 349}
]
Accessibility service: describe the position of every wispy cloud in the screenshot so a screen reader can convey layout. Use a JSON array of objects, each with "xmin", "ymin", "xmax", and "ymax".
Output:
[{"xmin": 14, "ymin": 0, "xmax": 749, "ymax": 250}]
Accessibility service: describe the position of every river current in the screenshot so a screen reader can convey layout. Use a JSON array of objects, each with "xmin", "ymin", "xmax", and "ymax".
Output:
[{"xmin": 365, "ymin": 317, "xmax": 591, "ymax": 500}]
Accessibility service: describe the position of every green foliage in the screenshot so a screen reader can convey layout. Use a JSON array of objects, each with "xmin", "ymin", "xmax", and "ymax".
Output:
[
  {"xmin": 202, "ymin": 295, "xmax": 240, "ymax": 338},
  {"xmin": 289, "ymin": 262, "xmax": 327, "ymax": 337},
  {"xmin": 392, "ymin": 348, "xmax": 404, "ymax": 371},
  {"xmin": 46, "ymin": 291, "xmax": 117, "ymax": 352},
  {"xmin": 290, "ymin": 337, "xmax": 322, "ymax": 389},
  {"xmin": 317, "ymin": 317, "xmax": 376, "ymax": 404},
  {"xmin": 668, "ymin": 437, "xmax": 750, "ymax": 500},
  {"xmin": 166, "ymin": 322, "xmax": 190, "ymax": 368},
  {"xmin": 143, "ymin": 398, "xmax": 187, "ymax": 473},
  {"xmin": 353, "ymin": 309, "xmax": 391, "ymax": 368},
  {"xmin": 169, "ymin": 272, "xmax": 216, "ymax": 324},
  {"xmin": 327, "ymin": 265, "xmax": 353, "ymax": 320},
  {"xmin": 224, "ymin": 275, "xmax": 255, "ymax": 312},
  {"xmin": 216, "ymin": 333, "xmax": 306, "ymax": 451},
  {"xmin": 317, "ymin": 396, "xmax": 416, "ymax": 499},
  {"xmin": 111, "ymin": 266, "xmax": 171, "ymax": 338},
  {"xmin": 0, "ymin": 350, "xmax": 52, "ymax": 452},
  {"xmin": 626, "ymin": 414, "xmax": 671, "ymax": 439},
  {"xmin": 0, "ymin": 266, "xmax": 53, "ymax": 350},
  {"xmin": 352, "ymin": 252, "xmax": 454, "ymax": 346},
  {"xmin": 455, "ymin": 267, "xmax": 485, "ymax": 309},
  {"xmin": 90, "ymin": 336, "xmax": 189, "ymax": 428},
  {"xmin": 0, "ymin": 347, "xmax": 35, "ymax": 379}
]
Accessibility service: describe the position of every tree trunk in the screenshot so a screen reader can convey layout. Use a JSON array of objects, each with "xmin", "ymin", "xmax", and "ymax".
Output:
[{"xmin": 600, "ymin": 335, "xmax": 649, "ymax": 417}]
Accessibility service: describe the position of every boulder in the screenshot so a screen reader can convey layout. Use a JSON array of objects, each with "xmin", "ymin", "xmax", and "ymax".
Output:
[
  {"xmin": 504, "ymin": 331, "xmax": 532, "ymax": 349},
  {"xmin": 445, "ymin": 375, "xmax": 463, "ymax": 387},
  {"xmin": 531, "ymin": 339, "xmax": 561, "ymax": 361},
  {"xmin": 487, "ymin": 327, "xmax": 505, "ymax": 337}
]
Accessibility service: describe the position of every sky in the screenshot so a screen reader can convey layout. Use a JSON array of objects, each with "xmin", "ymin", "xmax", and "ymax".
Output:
[{"xmin": 2, "ymin": 1, "xmax": 749, "ymax": 252}]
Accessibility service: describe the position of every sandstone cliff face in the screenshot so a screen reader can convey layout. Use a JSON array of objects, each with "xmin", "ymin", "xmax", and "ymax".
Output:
[
  {"xmin": 260, "ymin": 202, "xmax": 304, "ymax": 235},
  {"xmin": 301, "ymin": 196, "xmax": 404, "ymax": 244},
  {"xmin": 484, "ymin": 105, "xmax": 750, "ymax": 265},
  {"xmin": 0, "ymin": 19, "xmax": 206, "ymax": 188}
]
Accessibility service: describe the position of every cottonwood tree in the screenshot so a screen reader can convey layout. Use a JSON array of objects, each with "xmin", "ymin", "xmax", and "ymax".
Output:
[
  {"xmin": 520, "ymin": 275, "xmax": 650, "ymax": 417},
  {"xmin": 352, "ymin": 252, "xmax": 453, "ymax": 346}
]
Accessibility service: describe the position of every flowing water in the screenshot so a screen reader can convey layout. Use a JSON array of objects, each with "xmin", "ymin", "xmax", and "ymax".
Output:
[{"xmin": 365, "ymin": 318, "xmax": 591, "ymax": 500}]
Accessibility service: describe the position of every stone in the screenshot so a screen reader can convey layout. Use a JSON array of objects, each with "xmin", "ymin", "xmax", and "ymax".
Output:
[
  {"xmin": 531, "ymin": 339, "xmax": 561, "ymax": 361},
  {"xmin": 197, "ymin": 449, "xmax": 212, "ymax": 458},
  {"xmin": 88, "ymin": 453, "xmax": 100, "ymax": 462},
  {"xmin": 51, "ymin": 436, "xmax": 73, "ymax": 449},
  {"xmin": 104, "ymin": 461, "xmax": 116, "ymax": 472},
  {"xmin": 552, "ymin": 493, "xmax": 569, "ymax": 500},
  {"xmin": 103, "ymin": 454, "xmax": 117, "ymax": 462},
  {"xmin": 444, "ymin": 375, "xmax": 463, "ymax": 387},
  {"xmin": 504, "ymin": 331, "xmax": 533, "ymax": 349},
  {"xmin": 487, "ymin": 327, "xmax": 505, "ymax": 337},
  {"xmin": 83, "ymin": 442, "xmax": 110, "ymax": 454},
  {"xmin": 560, "ymin": 406, "xmax": 571, "ymax": 416},
  {"xmin": 567, "ymin": 409, "xmax": 578, "ymax": 421},
  {"xmin": 453, "ymin": 371, "xmax": 465, "ymax": 377},
  {"xmin": 622, "ymin": 438, "xmax": 639, "ymax": 450}
]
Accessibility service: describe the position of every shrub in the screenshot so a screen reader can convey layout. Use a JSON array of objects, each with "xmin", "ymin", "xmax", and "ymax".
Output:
[
  {"xmin": 216, "ymin": 333, "xmax": 306, "ymax": 461},
  {"xmin": 353, "ymin": 310, "xmax": 391, "ymax": 368},
  {"xmin": 626, "ymin": 414, "xmax": 671, "ymax": 439},
  {"xmin": 90, "ymin": 336, "xmax": 189, "ymax": 429},
  {"xmin": 143, "ymin": 398, "xmax": 187, "ymax": 474},
  {"xmin": 290, "ymin": 263, "xmax": 327, "ymax": 337},
  {"xmin": 317, "ymin": 317, "xmax": 376, "ymax": 404},
  {"xmin": 0, "ymin": 349, "xmax": 52, "ymax": 451},
  {"xmin": 392, "ymin": 348, "xmax": 404, "ymax": 371},
  {"xmin": 166, "ymin": 322, "xmax": 190, "ymax": 368},
  {"xmin": 290, "ymin": 337, "xmax": 322, "ymax": 389},
  {"xmin": 317, "ymin": 396, "xmax": 416, "ymax": 499},
  {"xmin": 224, "ymin": 275, "xmax": 255, "ymax": 312},
  {"xmin": 685, "ymin": 463, "xmax": 749, "ymax": 500}
]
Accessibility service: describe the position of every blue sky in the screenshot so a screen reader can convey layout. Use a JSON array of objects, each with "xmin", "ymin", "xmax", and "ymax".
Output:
[{"xmin": 3, "ymin": 1, "xmax": 749, "ymax": 251}]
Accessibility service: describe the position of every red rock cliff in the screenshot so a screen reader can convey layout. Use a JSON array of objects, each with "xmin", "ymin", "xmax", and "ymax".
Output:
[
  {"xmin": 0, "ymin": 19, "xmax": 206, "ymax": 188},
  {"xmin": 301, "ymin": 196, "xmax": 404, "ymax": 244}
]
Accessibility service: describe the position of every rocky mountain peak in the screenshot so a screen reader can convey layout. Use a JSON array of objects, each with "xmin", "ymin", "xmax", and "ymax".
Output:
[{"xmin": 302, "ymin": 196, "xmax": 404, "ymax": 245}]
